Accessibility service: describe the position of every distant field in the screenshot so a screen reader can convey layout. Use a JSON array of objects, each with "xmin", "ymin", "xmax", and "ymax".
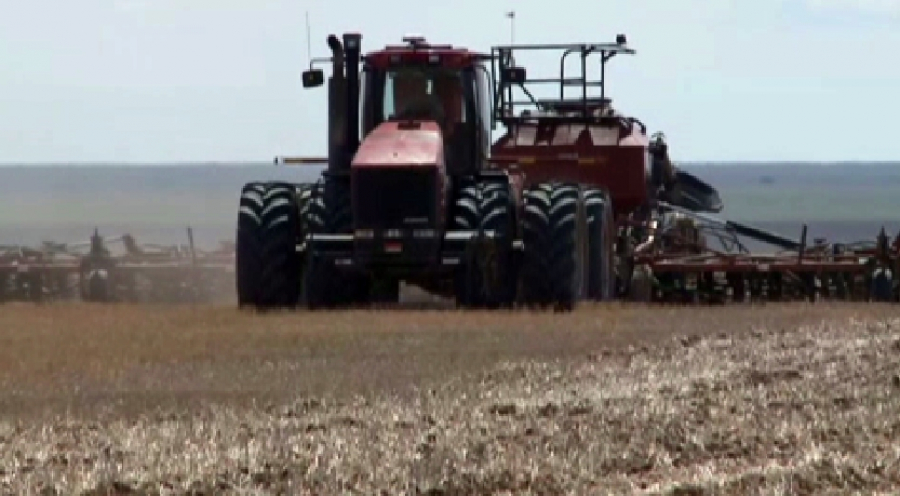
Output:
[
  {"xmin": 0, "ymin": 162, "xmax": 899, "ymax": 249},
  {"xmin": 0, "ymin": 303, "xmax": 898, "ymax": 493}
]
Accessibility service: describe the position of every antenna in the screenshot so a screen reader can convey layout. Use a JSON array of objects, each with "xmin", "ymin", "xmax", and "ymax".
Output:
[
  {"xmin": 305, "ymin": 11, "xmax": 312, "ymax": 65},
  {"xmin": 506, "ymin": 10, "xmax": 515, "ymax": 45},
  {"xmin": 505, "ymin": 10, "xmax": 516, "ymax": 66}
]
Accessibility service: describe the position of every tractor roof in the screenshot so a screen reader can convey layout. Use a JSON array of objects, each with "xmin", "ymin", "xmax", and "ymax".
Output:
[{"xmin": 364, "ymin": 35, "xmax": 489, "ymax": 69}]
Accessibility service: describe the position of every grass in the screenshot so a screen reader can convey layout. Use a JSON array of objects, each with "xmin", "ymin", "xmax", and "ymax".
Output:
[{"xmin": 0, "ymin": 302, "xmax": 898, "ymax": 494}]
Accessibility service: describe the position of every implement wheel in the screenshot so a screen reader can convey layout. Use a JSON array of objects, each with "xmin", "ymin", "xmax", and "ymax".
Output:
[{"xmin": 585, "ymin": 187, "xmax": 616, "ymax": 301}]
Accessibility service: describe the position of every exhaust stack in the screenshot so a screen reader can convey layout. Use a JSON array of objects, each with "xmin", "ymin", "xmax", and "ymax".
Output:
[
  {"xmin": 343, "ymin": 33, "xmax": 362, "ymax": 159},
  {"xmin": 327, "ymin": 35, "xmax": 346, "ymax": 173}
]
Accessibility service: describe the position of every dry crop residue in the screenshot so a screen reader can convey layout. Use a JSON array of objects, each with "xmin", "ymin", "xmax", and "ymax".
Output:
[{"xmin": 0, "ymin": 303, "xmax": 898, "ymax": 494}]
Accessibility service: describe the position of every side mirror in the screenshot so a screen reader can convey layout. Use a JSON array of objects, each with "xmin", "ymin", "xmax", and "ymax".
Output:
[
  {"xmin": 302, "ymin": 69, "xmax": 325, "ymax": 88},
  {"xmin": 501, "ymin": 66, "xmax": 527, "ymax": 85}
]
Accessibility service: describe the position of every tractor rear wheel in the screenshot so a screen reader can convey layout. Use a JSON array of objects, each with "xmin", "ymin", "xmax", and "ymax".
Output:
[
  {"xmin": 452, "ymin": 179, "xmax": 516, "ymax": 308},
  {"xmin": 519, "ymin": 182, "xmax": 588, "ymax": 311},
  {"xmin": 585, "ymin": 187, "xmax": 616, "ymax": 301}
]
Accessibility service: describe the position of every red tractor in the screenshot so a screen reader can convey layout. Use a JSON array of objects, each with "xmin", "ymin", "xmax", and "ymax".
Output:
[{"xmin": 235, "ymin": 32, "xmax": 722, "ymax": 310}]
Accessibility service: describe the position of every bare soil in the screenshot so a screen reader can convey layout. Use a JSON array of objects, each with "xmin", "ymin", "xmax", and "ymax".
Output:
[{"xmin": 0, "ymin": 302, "xmax": 898, "ymax": 494}]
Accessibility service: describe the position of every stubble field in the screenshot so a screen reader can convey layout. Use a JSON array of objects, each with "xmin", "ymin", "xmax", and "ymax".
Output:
[{"xmin": 0, "ymin": 302, "xmax": 899, "ymax": 495}]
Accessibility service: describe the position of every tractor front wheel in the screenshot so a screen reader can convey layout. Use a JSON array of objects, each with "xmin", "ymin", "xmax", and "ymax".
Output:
[
  {"xmin": 452, "ymin": 179, "xmax": 517, "ymax": 308},
  {"xmin": 236, "ymin": 181, "xmax": 265, "ymax": 307},
  {"xmin": 301, "ymin": 179, "xmax": 371, "ymax": 309},
  {"xmin": 235, "ymin": 181, "xmax": 304, "ymax": 309}
]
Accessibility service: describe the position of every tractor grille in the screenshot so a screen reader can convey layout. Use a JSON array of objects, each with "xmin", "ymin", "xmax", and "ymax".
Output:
[{"xmin": 353, "ymin": 168, "xmax": 438, "ymax": 229}]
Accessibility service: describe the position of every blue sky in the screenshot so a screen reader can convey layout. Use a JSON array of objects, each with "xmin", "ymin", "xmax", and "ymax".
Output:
[{"xmin": 1, "ymin": 0, "xmax": 898, "ymax": 163}]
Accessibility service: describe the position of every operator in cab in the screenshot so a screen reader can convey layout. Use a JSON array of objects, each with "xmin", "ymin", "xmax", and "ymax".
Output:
[{"xmin": 389, "ymin": 68, "xmax": 464, "ymax": 136}]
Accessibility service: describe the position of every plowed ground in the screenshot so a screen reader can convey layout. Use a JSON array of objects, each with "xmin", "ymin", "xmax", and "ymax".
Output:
[{"xmin": 1, "ymin": 302, "xmax": 899, "ymax": 494}]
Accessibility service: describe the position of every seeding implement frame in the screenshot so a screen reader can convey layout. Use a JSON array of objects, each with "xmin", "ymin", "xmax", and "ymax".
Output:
[
  {"xmin": 0, "ymin": 228, "xmax": 235, "ymax": 304},
  {"xmin": 629, "ymin": 203, "xmax": 900, "ymax": 304}
]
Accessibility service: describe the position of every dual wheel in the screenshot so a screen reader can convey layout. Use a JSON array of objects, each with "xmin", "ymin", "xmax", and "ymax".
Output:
[
  {"xmin": 235, "ymin": 179, "xmax": 394, "ymax": 310},
  {"xmin": 518, "ymin": 182, "xmax": 616, "ymax": 311},
  {"xmin": 451, "ymin": 180, "xmax": 616, "ymax": 310},
  {"xmin": 236, "ymin": 181, "xmax": 304, "ymax": 309}
]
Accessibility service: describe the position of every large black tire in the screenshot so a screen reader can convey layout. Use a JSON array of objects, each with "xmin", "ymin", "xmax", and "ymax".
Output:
[
  {"xmin": 301, "ymin": 179, "xmax": 371, "ymax": 309},
  {"xmin": 585, "ymin": 187, "xmax": 616, "ymax": 301},
  {"xmin": 236, "ymin": 182, "xmax": 266, "ymax": 307},
  {"xmin": 519, "ymin": 182, "xmax": 587, "ymax": 311},
  {"xmin": 236, "ymin": 181, "xmax": 305, "ymax": 309},
  {"xmin": 257, "ymin": 182, "xmax": 303, "ymax": 308},
  {"xmin": 452, "ymin": 179, "xmax": 516, "ymax": 308}
]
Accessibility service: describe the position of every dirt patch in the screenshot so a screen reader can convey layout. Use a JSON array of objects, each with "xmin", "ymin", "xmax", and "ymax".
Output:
[{"xmin": 0, "ymin": 302, "xmax": 898, "ymax": 493}]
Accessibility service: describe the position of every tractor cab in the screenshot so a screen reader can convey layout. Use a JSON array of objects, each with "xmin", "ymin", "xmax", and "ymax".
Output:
[
  {"xmin": 361, "ymin": 36, "xmax": 494, "ymax": 175},
  {"xmin": 303, "ymin": 34, "xmax": 494, "ymax": 176}
]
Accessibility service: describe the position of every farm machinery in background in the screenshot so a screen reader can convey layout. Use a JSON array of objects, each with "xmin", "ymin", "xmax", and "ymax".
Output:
[
  {"xmin": 0, "ymin": 229, "xmax": 235, "ymax": 304},
  {"xmin": 236, "ymin": 31, "xmax": 900, "ymax": 311}
]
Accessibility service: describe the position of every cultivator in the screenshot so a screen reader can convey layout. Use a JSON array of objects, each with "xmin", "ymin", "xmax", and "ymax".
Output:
[
  {"xmin": 629, "ymin": 205, "xmax": 900, "ymax": 304},
  {"xmin": 0, "ymin": 229, "xmax": 235, "ymax": 304},
  {"xmin": 238, "ymin": 30, "xmax": 900, "ymax": 311}
]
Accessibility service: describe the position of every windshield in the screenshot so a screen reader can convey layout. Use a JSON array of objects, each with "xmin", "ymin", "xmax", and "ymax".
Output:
[{"xmin": 380, "ymin": 66, "xmax": 471, "ymax": 128}]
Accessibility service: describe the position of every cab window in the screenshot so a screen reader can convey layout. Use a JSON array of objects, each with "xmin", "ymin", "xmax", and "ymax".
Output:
[{"xmin": 380, "ymin": 67, "xmax": 468, "ymax": 128}]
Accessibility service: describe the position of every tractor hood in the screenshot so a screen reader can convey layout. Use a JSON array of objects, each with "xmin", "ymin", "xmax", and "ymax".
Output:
[
  {"xmin": 351, "ymin": 120, "xmax": 445, "ymax": 169},
  {"xmin": 349, "ymin": 120, "xmax": 446, "ymax": 234}
]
